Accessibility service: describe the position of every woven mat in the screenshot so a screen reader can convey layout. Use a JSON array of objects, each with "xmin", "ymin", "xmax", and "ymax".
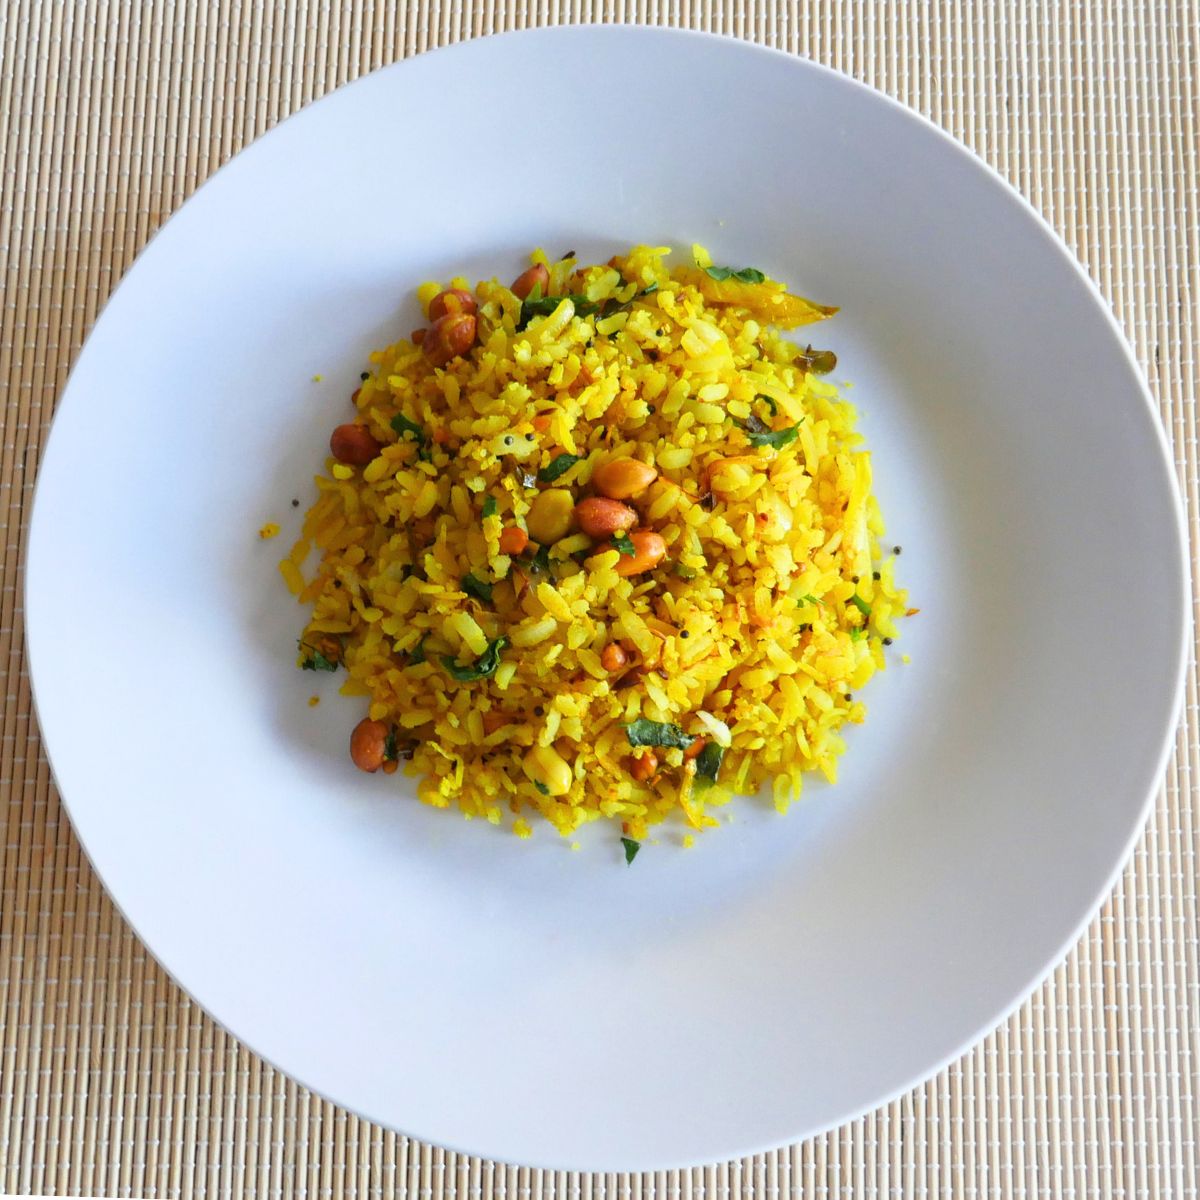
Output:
[{"xmin": 2, "ymin": 2, "xmax": 1198, "ymax": 1196}]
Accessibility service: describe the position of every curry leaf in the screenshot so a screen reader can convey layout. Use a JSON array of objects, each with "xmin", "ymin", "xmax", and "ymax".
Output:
[
  {"xmin": 390, "ymin": 413, "xmax": 426, "ymax": 445},
  {"xmin": 620, "ymin": 837, "xmax": 641, "ymax": 865},
  {"xmin": 408, "ymin": 634, "xmax": 429, "ymax": 665},
  {"xmin": 693, "ymin": 741, "xmax": 726, "ymax": 788},
  {"xmin": 520, "ymin": 286, "xmax": 659, "ymax": 329},
  {"xmin": 612, "ymin": 531, "xmax": 636, "ymax": 557},
  {"xmin": 746, "ymin": 422, "xmax": 801, "ymax": 450},
  {"xmin": 461, "ymin": 573, "xmax": 493, "ymax": 604},
  {"xmin": 299, "ymin": 644, "xmax": 337, "ymax": 672},
  {"xmin": 705, "ymin": 266, "xmax": 767, "ymax": 283},
  {"xmin": 520, "ymin": 293, "xmax": 599, "ymax": 325},
  {"xmin": 441, "ymin": 636, "xmax": 509, "ymax": 682},
  {"xmin": 624, "ymin": 719, "xmax": 696, "ymax": 751},
  {"xmin": 538, "ymin": 453, "xmax": 583, "ymax": 483},
  {"xmin": 482, "ymin": 495, "xmax": 498, "ymax": 519}
]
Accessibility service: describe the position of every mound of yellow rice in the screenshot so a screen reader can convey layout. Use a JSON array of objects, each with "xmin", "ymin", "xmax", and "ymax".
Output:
[{"xmin": 280, "ymin": 245, "xmax": 908, "ymax": 842}]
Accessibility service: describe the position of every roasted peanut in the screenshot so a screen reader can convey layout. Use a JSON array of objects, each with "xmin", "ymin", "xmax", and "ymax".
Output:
[
  {"xmin": 498, "ymin": 525, "xmax": 529, "ymax": 555},
  {"xmin": 423, "ymin": 312, "xmax": 477, "ymax": 367},
  {"xmin": 592, "ymin": 457, "xmax": 658, "ymax": 500},
  {"xmin": 523, "ymin": 743, "xmax": 573, "ymax": 796},
  {"xmin": 614, "ymin": 529, "xmax": 667, "ymax": 577},
  {"xmin": 525, "ymin": 489, "xmax": 574, "ymax": 545},
  {"xmin": 629, "ymin": 751, "xmax": 658, "ymax": 782},
  {"xmin": 511, "ymin": 263, "xmax": 550, "ymax": 300},
  {"xmin": 683, "ymin": 737, "xmax": 707, "ymax": 761},
  {"xmin": 575, "ymin": 496, "xmax": 638, "ymax": 539},
  {"xmin": 428, "ymin": 288, "xmax": 478, "ymax": 321},
  {"xmin": 350, "ymin": 718, "xmax": 389, "ymax": 773},
  {"xmin": 600, "ymin": 642, "xmax": 628, "ymax": 672},
  {"xmin": 330, "ymin": 423, "xmax": 381, "ymax": 466},
  {"xmin": 411, "ymin": 328, "xmax": 426, "ymax": 345}
]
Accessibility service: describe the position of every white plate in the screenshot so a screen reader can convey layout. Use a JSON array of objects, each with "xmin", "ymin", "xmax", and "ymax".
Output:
[{"xmin": 26, "ymin": 26, "xmax": 1187, "ymax": 1171}]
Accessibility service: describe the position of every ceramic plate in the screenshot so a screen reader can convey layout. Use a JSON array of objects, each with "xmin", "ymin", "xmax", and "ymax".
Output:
[{"xmin": 26, "ymin": 26, "xmax": 1187, "ymax": 1171}]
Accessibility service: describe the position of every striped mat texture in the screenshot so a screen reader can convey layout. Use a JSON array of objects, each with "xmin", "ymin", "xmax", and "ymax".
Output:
[{"xmin": 1, "ymin": 2, "xmax": 1197, "ymax": 1196}]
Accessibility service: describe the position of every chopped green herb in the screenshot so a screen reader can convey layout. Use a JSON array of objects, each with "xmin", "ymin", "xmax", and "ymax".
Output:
[
  {"xmin": 693, "ymin": 741, "xmax": 726, "ymax": 788},
  {"xmin": 520, "ymin": 286, "xmax": 658, "ymax": 329},
  {"xmin": 849, "ymin": 593, "xmax": 872, "ymax": 618},
  {"xmin": 534, "ymin": 781, "xmax": 550, "ymax": 796},
  {"xmin": 624, "ymin": 718, "xmax": 696, "ymax": 751},
  {"xmin": 798, "ymin": 593, "xmax": 825, "ymax": 608},
  {"xmin": 441, "ymin": 636, "xmax": 509, "ymax": 682},
  {"xmin": 538, "ymin": 453, "xmax": 583, "ymax": 483},
  {"xmin": 612, "ymin": 531, "xmax": 636, "ymax": 557},
  {"xmin": 461, "ymin": 573, "xmax": 493, "ymax": 604},
  {"xmin": 408, "ymin": 634, "xmax": 429, "ymax": 665},
  {"xmin": 520, "ymin": 292, "xmax": 598, "ymax": 326},
  {"xmin": 746, "ymin": 422, "xmax": 801, "ymax": 450},
  {"xmin": 705, "ymin": 265, "xmax": 767, "ymax": 283},
  {"xmin": 598, "ymin": 284, "xmax": 661, "ymax": 319},
  {"xmin": 620, "ymin": 836, "xmax": 641, "ymax": 865},
  {"xmin": 675, "ymin": 562, "xmax": 699, "ymax": 580},
  {"xmin": 482, "ymin": 495, "xmax": 498, "ymax": 519},
  {"xmin": 383, "ymin": 729, "xmax": 398, "ymax": 761},
  {"xmin": 298, "ymin": 644, "xmax": 338, "ymax": 672},
  {"xmin": 390, "ymin": 413, "xmax": 426, "ymax": 446},
  {"xmin": 849, "ymin": 627, "xmax": 866, "ymax": 642}
]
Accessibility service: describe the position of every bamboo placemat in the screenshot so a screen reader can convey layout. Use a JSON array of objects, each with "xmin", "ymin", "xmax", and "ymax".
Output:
[{"xmin": 2, "ymin": 2, "xmax": 1197, "ymax": 1196}]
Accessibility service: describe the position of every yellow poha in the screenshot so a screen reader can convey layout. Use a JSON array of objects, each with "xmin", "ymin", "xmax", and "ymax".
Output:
[{"xmin": 281, "ymin": 245, "xmax": 909, "ymax": 844}]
